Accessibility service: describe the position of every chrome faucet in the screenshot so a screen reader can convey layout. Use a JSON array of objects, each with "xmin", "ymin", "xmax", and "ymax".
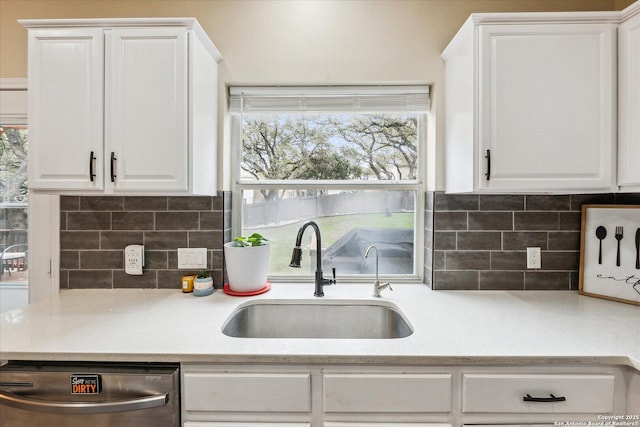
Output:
[
  {"xmin": 289, "ymin": 220, "xmax": 336, "ymax": 297},
  {"xmin": 364, "ymin": 245, "xmax": 393, "ymax": 298}
]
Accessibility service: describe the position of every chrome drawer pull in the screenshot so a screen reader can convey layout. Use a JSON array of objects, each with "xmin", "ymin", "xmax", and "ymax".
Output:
[
  {"xmin": 523, "ymin": 393, "xmax": 566, "ymax": 403},
  {"xmin": 0, "ymin": 389, "xmax": 168, "ymax": 414}
]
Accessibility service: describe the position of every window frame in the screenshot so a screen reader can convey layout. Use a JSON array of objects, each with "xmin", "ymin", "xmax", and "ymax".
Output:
[
  {"xmin": 1, "ymin": 78, "xmax": 60, "ymax": 304},
  {"xmin": 230, "ymin": 86, "xmax": 429, "ymax": 284}
]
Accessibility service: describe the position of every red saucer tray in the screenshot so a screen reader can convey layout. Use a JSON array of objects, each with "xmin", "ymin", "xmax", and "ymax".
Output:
[{"xmin": 223, "ymin": 282, "xmax": 271, "ymax": 296}]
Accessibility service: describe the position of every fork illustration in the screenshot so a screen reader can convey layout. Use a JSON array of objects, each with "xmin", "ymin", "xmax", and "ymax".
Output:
[{"xmin": 615, "ymin": 226, "xmax": 624, "ymax": 267}]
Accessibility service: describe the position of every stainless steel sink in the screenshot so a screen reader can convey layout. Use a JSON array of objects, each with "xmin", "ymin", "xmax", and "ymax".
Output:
[{"xmin": 221, "ymin": 300, "xmax": 413, "ymax": 339}]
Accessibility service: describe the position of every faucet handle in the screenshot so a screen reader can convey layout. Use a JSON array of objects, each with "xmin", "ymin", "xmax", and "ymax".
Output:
[
  {"xmin": 373, "ymin": 281, "xmax": 393, "ymax": 297},
  {"xmin": 331, "ymin": 267, "xmax": 337, "ymax": 284}
]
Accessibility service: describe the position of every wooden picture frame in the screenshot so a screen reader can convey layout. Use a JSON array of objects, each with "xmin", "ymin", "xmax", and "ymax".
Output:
[{"xmin": 579, "ymin": 204, "xmax": 640, "ymax": 306}]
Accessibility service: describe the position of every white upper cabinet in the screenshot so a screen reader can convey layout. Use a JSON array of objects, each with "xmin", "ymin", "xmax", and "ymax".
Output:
[
  {"xmin": 22, "ymin": 18, "xmax": 222, "ymax": 195},
  {"xmin": 442, "ymin": 13, "xmax": 618, "ymax": 193},
  {"xmin": 618, "ymin": 3, "xmax": 640, "ymax": 190}
]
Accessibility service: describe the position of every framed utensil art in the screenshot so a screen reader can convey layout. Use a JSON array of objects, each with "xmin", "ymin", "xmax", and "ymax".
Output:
[{"xmin": 579, "ymin": 204, "xmax": 640, "ymax": 306}]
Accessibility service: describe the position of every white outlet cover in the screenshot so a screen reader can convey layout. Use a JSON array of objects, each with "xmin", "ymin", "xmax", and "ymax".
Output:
[
  {"xmin": 526, "ymin": 247, "xmax": 541, "ymax": 269},
  {"xmin": 178, "ymin": 248, "xmax": 208, "ymax": 269}
]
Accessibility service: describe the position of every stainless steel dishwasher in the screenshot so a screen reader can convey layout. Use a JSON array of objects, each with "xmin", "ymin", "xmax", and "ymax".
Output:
[{"xmin": 0, "ymin": 361, "xmax": 179, "ymax": 427}]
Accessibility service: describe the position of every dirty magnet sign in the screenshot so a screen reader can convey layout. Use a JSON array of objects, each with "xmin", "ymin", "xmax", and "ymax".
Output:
[{"xmin": 70, "ymin": 374, "xmax": 101, "ymax": 394}]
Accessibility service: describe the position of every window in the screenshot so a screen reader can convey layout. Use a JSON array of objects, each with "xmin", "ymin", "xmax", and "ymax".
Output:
[
  {"xmin": 230, "ymin": 86, "xmax": 429, "ymax": 282},
  {"xmin": 0, "ymin": 80, "xmax": 29, "ymax": 296}
]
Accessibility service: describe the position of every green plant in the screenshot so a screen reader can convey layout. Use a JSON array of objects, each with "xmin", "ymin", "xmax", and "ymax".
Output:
[
  {"xmin": 232, "ymin": 232, "xmax": 270, "ymax": 247},
  {"xmin": 196, "ymin": 270, "xmax": 211, "ymax": 279}
]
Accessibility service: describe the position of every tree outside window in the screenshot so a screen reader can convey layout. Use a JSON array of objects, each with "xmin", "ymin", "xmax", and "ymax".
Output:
[{"xmin": 0, "ymin": 126, "xmax": 28, "ymax": 205}]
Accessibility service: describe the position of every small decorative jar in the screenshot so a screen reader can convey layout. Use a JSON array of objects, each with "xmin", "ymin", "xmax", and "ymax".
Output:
[
  {"xmin": 181, "ymin": 275, "xmax": 195, "ymax": 293},
  {"xmin": 193, "ymin": 271, "xmax": 214, "ymax": 297}
]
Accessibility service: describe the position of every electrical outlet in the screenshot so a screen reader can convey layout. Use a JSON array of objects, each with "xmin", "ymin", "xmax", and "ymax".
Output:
[
  {"xmin": 124, "ymin": 244, "xmax": 144, "ymax": 275},
  {"xmin": 527, "ymin": 247, "xmax": 541, "ymax": 269}
]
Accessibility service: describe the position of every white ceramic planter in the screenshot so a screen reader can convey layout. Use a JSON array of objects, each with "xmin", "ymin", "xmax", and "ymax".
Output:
[{"xmin": 223, "ymin": 242, "xmax": 271, "ymax": 292}]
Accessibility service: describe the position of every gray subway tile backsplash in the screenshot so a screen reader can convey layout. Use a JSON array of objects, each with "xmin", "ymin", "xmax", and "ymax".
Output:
[
  {"xmin": 123, "ymin": 196, "xmax": 168, "ymax": 211},
  {"xmin": 525, "ymin": 194, "xmax": 571, "ymax": 211},
  {"xmin": 427, "ymin": 191, "xmax": 639, "ymax": 291},
  {"xmin": 490, "ymin": 251, "xmax": 527, "ymax": 271},
  {"xmin": 513, "ymin": 211, "xmax": 560, "ymax": 230},
  {"xmin": 479, "ymin": 195, "xmax": 524, "ymax": 211},
  {"xmin": 479, "ymin": 271, "xmax": 524, "ymax": 290},
  {"xmin": 502, "ymin": 231, "xmax": 548, "ymax": 250},
  {"xmin": 525, "ymin": 271, "xmax": 572, "ymax": 290},
  {"xmin": 468, "ymin": 211, "xmax": 513, "ymax": 230},
  {"xmin": 60, "ymin": 193, "xmax": 231, "ymax": 290},
  {"xmin": 434, "ymin": 211, "xmax": 467, "ymax": 230},
  {"xmin": 61, "ymin": 190, "xmax": 637, "ymax": 292},
  {"xmin": 446, "ymin": 251, "xmax": 491, "ymax": 270},
  {"xmin": 457, "ymin": 231, "xmax": 502, "ymax": 250},
  {"xmin": 111, "ymin": 211, "xmax": 155, "ymax": 230},
  {"xmin": 433, "ymin": 270, "xmax": 479, "ymax": 290}
]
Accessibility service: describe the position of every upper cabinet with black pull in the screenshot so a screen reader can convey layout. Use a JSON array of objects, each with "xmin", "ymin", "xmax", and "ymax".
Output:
[
  {"xmin": 442, "ymin": 12, "xmax": 617, "ymax": 193},
  {"xmin": 618, "ymin": 3, "xmax": 640, "ymax": 191},
  {"xmin": 22, "ymin": 18, "xmax": 222, "ymax": 195}
]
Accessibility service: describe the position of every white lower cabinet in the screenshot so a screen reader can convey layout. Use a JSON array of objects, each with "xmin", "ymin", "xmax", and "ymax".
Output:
[
  {"xmin": 184, "ymin": 424, "xmax": 310, "ymax": 427},
  {"xmin": 463, "ymin": 425, "xmax": 553, "ymax": 427},
  {"xmin": 323, "ymin": 373, "xmax": 452, "ymax": 413},
  {"xmin": 324, "ymin": 424, "xmax": 451, "ymax": 427},
  {"xmin": 462, "ymin": 374, "xmax": 615, "ymax": 413},
  {"xmin": 181, "ymin": 364, "xmax": 634, "ymax": 427},
  {"xmin": 182, "ymin": 365, "xmax": 313, "ymax": 426},
  {"xmin": 183, "ymin": 372, "xmax": 311, "ymax": 413}
]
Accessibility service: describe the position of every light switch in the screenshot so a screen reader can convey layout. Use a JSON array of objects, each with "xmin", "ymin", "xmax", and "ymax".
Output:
[{"xmin": 177, "ymin": 248, "xmax": 207, "ymax": 269}]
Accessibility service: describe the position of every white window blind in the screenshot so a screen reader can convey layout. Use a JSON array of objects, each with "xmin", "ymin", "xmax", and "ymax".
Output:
[
  {"xmin": 0, "ymin": 79, "xmax": 28, "ymax": 125},
  {"xmin": 229, "ymin": 85, "xmax": 430, "ymax": 114}
]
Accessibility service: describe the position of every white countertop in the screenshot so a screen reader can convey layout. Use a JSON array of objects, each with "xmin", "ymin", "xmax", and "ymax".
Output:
[{"xmin": 1, "ymin": 284, "xmax": 639, "ymax": 370}]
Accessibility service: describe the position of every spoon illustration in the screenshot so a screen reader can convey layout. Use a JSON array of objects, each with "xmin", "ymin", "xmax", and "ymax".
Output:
[{"xmin": 596, "ymin": 226, "xmax": 607, "ymax": 264}]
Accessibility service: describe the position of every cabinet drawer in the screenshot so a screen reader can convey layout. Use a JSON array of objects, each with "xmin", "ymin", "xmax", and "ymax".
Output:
[
  {"xmin": 323, "ymin": 373, "xmax": 452, "ymax": 413},
  {"xmin": 185, "ymin": 423, "xmax": 310, "ymax": 427},
  {"xmin": 183, "ymin": 372, "xmax": 311, "ymax": 412},
  {"xmin": 325, "ymin": 424, "xmax": 451, "ymax": 427},
  {"xmin": 462, "ymin": 374, "xmax": 615, "ymax": 413}
]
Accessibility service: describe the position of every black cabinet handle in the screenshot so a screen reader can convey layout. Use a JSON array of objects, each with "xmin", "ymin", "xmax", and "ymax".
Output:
[
  {"xmin": 523, "ymin": 393, "xmax": 566, "ymax": 403},
  {"xmin": 89, "ymin": 151, "xmax": 96, "ymax": 182},
  {"xmin": 485, "ymin": 149, "xmax": 491, "ymax": 181},
  {"xmin": 110, "ymin": 152, "xmax": 117, "ymax": 183}
]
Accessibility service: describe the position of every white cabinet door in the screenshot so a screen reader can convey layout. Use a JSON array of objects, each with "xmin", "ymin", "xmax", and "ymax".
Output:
[
  {"xmin": 105, "ymin": 28, "xmax": 189, "ymax": 192},
  {"xmin": 478, "ymin": 23, "xmax": 616, "ymax": 192},
  {"xmin": 27, "ymin": 28, "xmax": 104, "ymax": 191},
  {"xmin": 618, "ymin": 8, "xmax": 640, "ymax": 189}
]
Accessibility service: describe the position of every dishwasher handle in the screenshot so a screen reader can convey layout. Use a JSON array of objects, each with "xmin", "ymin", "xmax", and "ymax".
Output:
[{"xmin": 0, "ymin": 389, "xmax": 169, "ymax": 415}]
